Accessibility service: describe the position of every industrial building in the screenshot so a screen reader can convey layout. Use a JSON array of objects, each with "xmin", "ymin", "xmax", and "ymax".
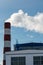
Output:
[{"xmin": 3, "ymin": 22, "xmax": 43, "ymax": 65}]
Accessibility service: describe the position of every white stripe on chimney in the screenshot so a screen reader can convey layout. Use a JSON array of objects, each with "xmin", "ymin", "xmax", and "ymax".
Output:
[
  {"xmin": 4, "ymin": 41, "xmax": 11, "ymax": 47},
  {"xmin": 4, "ymin": 29, "xmax": 11, "ymax": 34}
]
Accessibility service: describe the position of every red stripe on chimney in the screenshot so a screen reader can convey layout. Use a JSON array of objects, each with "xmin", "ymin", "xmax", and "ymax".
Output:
[
  {"xmin": 3, "ymin": 47, "xmax": 11, "ymax": 53},
  {"xmin": 4, "ymin": 35, "xmax": 11, "ymax": 41},
  {"xmin": 4, "ymin": 22, "xmax": 10, "ymax": 28},
  {"xmin": 3, "ymin": 60, "xmax": 6, "ymax": 65}
]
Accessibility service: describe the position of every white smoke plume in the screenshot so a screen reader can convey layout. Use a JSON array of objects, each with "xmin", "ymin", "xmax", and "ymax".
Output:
[{"xmin": 5, "ymin": 10, "xmax": 43, "ymax": 33}]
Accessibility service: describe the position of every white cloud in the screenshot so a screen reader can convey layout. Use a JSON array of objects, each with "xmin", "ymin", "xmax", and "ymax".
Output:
[{"xmin": 5, "ymin": 10, "xmax": 43, "ymax": 33}]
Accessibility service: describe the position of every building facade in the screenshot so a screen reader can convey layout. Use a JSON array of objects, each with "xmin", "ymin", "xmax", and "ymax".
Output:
[{"xmin": 5, "ymin": 50, "xmax": 43, "ymax": 65}]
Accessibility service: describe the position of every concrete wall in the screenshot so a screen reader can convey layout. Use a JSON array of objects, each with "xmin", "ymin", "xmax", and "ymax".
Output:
[{"xmin": 5, "ymin": 50, "xmax": 43, "ymax": 65}]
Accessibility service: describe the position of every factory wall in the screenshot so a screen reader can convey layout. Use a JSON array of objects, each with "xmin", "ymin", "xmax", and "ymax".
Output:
[{"xmin": 5, "ymin": 50, "xmax": 43, "ymax": 65}]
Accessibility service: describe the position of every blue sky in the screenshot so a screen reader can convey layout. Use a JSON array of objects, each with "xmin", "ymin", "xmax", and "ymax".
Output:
[{"xmin": 0, "ymin": 0, "xmax": 43, "ymax": 64}]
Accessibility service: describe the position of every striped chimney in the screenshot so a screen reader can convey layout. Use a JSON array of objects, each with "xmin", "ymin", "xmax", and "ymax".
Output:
[{"xmin": 3, "ymin": 22, "xmax": 11, "ymax": 65}]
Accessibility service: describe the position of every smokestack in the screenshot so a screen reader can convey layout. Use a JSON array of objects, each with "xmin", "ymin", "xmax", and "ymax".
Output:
[{"xmin": 3, "ymin": 22, "xmax": 11, "ymax": 65}]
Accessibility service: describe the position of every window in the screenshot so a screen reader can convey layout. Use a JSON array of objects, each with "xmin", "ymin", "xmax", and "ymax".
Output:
[
  {"xmin": 33, "ymin": 56, "xmax": 43, "ymax": 65},
  {"xmin": 11, "ymin": 57, "xmax": 26, "ymax": 65}
]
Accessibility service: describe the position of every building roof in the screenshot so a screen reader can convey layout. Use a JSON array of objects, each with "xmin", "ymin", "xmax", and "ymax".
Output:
[
  {"xmin": 5, "ymin": 50, "xmax": 43, "ymax": 55},
  {"xmin": 14, "ymin": 43, "xmax": 43, "ymax": 50},
  {"xmin": 15, "ymin": 43, "xmax": 43, "ymax": 47}
]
